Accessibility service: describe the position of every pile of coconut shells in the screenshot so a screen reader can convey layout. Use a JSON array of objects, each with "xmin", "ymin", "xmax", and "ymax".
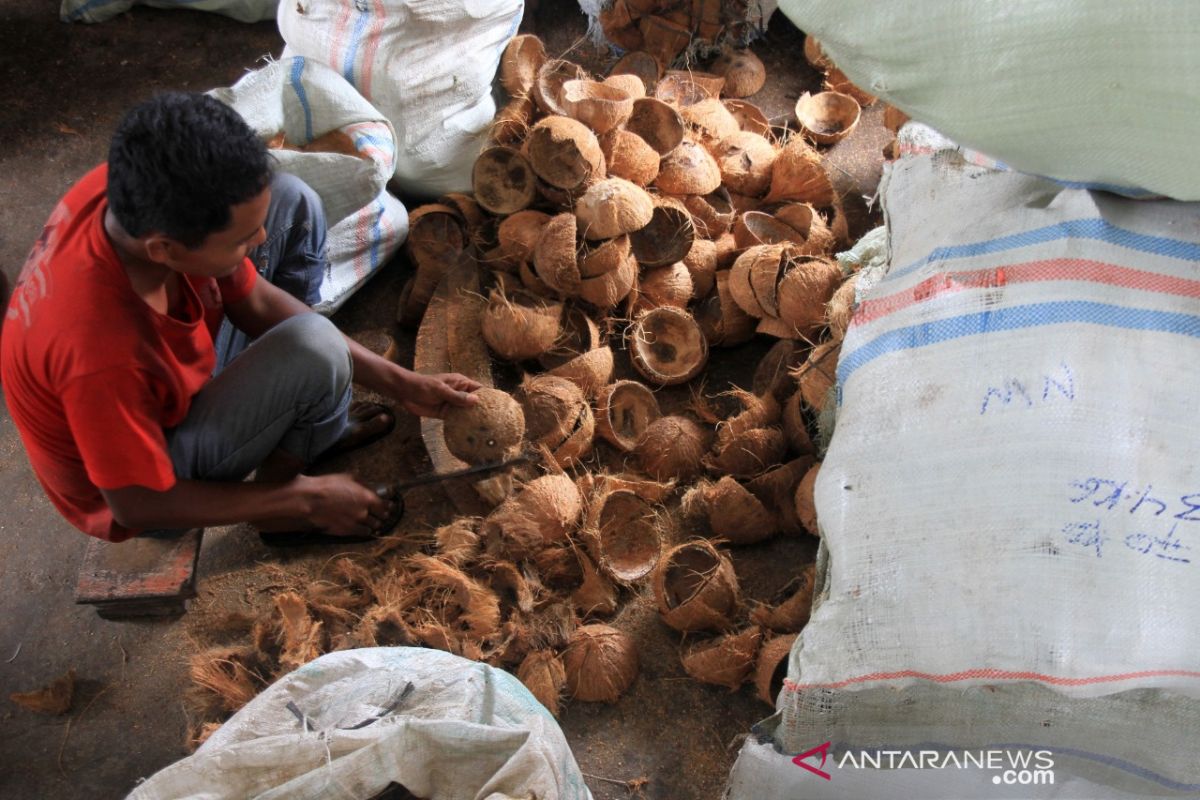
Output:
[{"xmin": 186, "ymin": 34, "xmax": 879, "ymax": 739}]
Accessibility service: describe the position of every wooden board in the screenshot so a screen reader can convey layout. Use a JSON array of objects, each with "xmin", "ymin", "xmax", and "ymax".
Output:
[{"xmin": 75, "ymin": 529, "xmax": 203, "ymax": 619}]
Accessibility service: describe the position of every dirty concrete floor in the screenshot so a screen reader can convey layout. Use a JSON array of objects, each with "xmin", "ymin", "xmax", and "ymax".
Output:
[{"xmin": 0, "ymin": 2, "xmax": 886, "ymax": 798}]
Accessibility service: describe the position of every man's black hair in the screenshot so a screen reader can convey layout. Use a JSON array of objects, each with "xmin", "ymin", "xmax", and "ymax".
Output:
[{"xmin": 107, "ymin": 92, "xmax": 272, "ymax": 249}]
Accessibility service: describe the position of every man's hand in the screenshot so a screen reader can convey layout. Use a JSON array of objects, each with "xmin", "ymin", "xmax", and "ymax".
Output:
[
  {"xmin": 397, "ymin": 372, "xmax": 482, "ymax": 418},
  {"xmin": 294, "ymin": 473, "xmax": 395, "ymax": 537}
]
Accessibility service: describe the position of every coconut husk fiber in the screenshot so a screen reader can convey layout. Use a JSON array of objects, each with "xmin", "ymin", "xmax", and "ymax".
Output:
[
  {"xmin": 635, "ymin": 413, "xmax": 711, "ymax": 482},
  {"xmin": 794, "ymin": 461, "xmax": 821, "ymax": 537},
  {"xmin": 652, "ymin": 540, "xmax": 739, "ymax": 632},
  {"xmin": 9, "ymin": 669, "xmax": 76, "ymax": 716},
  {"xmin": 751, "ymin": 563, "xmax": 817, "ymax": 633},
  {"xmin": 563, "ymin": 624, "xmax": 639, "ymax": 703},
  {"xmin": 754, "ymin": 633, "xmax": 797, "ymax": 707},
  {"xmin": 518, "ymin": 649, "xmax": 567, "ymax": 717},
  {"xmin": 681, "ymin": 628, "xmax": 762, "ymax": 690},
  {"xmin": 704, "ymin": 475, "xmax": 777, "ymax": 544}
]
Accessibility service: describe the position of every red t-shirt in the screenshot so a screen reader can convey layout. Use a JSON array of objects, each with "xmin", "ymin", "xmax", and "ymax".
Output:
[{"xmin": 1, "ymin": 164, "xmax": 258, "ymax": 541}]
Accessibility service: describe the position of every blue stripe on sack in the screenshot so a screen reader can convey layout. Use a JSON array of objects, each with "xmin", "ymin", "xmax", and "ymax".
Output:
[
  {"xmin": 838, "ymin": 300, "xmax": 1200, "ymax": 397},
  {"xmin": 885, "ymin": 219, "xmax": 1200, "ymax": 284},
  {"xmin": 343, "ymin": 4, "xmax": 371, "ymax": 84},
  {"xmin": 288, "ymin": 57, "xmax": 313, "ymax": 143},
  {"xmin": 353, "ymin": 133, "xmax": 394, "ymax": 156}
]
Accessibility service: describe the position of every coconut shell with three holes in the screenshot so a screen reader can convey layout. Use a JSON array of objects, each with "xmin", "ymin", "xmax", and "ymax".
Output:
[
  {"xmin": 564, "ymin": 624, "xmax": 639, "ymax": 703},
  {"xmin": 652, "ymin": 540, "xmax": 739, "ymax": 632},
  {"xmin": 472, "ymin": 147, "xmax": 536, "ymax": 215}
]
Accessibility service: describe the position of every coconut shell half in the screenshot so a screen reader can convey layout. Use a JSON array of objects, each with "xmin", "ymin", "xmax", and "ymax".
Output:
[
  {"xmin": 443, "ymin": 388, "xmax": 526, "ymax": 465},
  {"xmin": 533, "ymin": 59, "xmax": 589, "ymax": 117},
  {"xmin": 525, "ymin": 116, "xmax": 605, "ymax": 191},
  {"xmin": 501, "ymin": 34, "xmax": 547, "ymax": 96},
  {"xmin": 724, "ymin": 99, "xmax": 772, "ymax": 136},
  {"xmin": 652, "ymin": 540, "xmax": 739, "ymax": 632},
  {"xmin": 681, "ymin": 628, "xmax": 762, "ymax": 690},
  {"xmin": 532, "ymin": 212, "xmax": 583, "ymax": 297},
  {"xmin": 795, "ymin": 91, "xmax": 861, "ymax": 146},
  {"xmin": 795, "ymin": 340, "xmax": 841, "ymax": 412},
  {"xmin": 655, "ymin": 138, "xmax": 722, "ymax": 196},
  {"xmin": 682, "ymin": 188, "xmax": 735, "ymax": 239},
  {"xmin": 635, "ymin": 414, "xmax": 710, "ymax": 482},
  {"xmin": 625, "ymin": 97, "xmax": 685, "ymax": 156},
  {"xmin": 596, "ymin": 380, "xmax": 663, "ymax": 452},
  {"xmin": 517, "ymin": 649, "xmax": 566, "ymax": 717},
  {"xmin": 764, "ymin": 138, "xmax": 834, "ymax": 206},
  {"xmin": 629, "ymin": 306, "xmax": 709, "ymax": 386},
  {"xmin": 584, "ymin": 488, "xmax": 662, "ymax": 584},
  {"xmin": 564, "ymin": 624, "xmax": 639, "ymax": 703},
  {"xmin": 751, "ymin": 564, "xmax": 816, "ymax": 633},
  {"xmin": 707, "ymin": 427, "xmax": 787, "ymax": 479},
  {"xmin": 754, "ymin": 634, "xmax": 797, "ymax": 707},
  {"xmin": 794, "ymin": 461, "xmax": 821, "ymax": 537},
  {"xmin": 575, "ymin": 178, "xmax": 654, "ymax": 240},
  {"xmin": 711, "ymin": 50, "xmax": 766, "ymax": 98},
  {"xmin": 562, "ymin": 79, "xmax": 634, "ymax": 135},
  {"xmin": 610, "ymin": 50, "xmax": 663, "ymax": 94},
  {"xmin": 472, "ymin": 147, "xmax": 536, "ymax": 215},
  {"xmin": 714, "ymin": 131, "xmax": 778, "ymax": 197},
  {"xmin": 705, "ymin": 475, "xmax": 777, "ymax": 544},
  {"xmin": 655, "ymin": 70, "xmax": 725, "ymax": 106},
  {"xmin": 599, "ymin": 129, "xmax": 660, "ymax": 187},
  {"xmin": 776, "ymin": 255, "xmax": 843, "ymax": 335}
]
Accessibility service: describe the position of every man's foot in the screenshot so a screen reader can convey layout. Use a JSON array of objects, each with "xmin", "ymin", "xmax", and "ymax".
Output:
[
  {"xmin": 319, "ymin": 401, "xmax": 396, "ymax": 462},
  {"xmin": 258, "ymin": 485, "xmax": 404, "ymax": 547}
]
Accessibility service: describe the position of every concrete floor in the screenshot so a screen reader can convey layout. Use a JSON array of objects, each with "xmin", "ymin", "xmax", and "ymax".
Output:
[{"xmin": 0, "ymin": 3, "xmax": 886, "ymax": 798}]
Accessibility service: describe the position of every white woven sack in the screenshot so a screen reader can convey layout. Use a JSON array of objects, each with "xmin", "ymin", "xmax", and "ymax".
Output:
[
  {"xmin": 128, "ymin": 647, "xmax": 594, "ymax": 800},
  {"xmin": 211, "ymin": 57, "xmax": 409, "ymax": 313},
  {"xmin": 278, "ymin": 0, "xmax": 524, "ymax": 199},
  {"xmin": 61, "ymin": 0, "xmax": 276, "ymax": 23},
  {"xmin": 779, "ymin": 0, "xmax": 1200, "ymax": 201},
  {"xmin": 770, "ymin": 146, "xmax": 1200, "ymax": 795}
]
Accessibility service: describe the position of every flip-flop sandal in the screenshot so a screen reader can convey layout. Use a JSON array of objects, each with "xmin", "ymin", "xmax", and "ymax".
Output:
[
  {"xmin": 317, "ymin": 401, "xmax": 397, "ymax": 463},
  {"xmin": 258, "ymin": 485, "xmax": 405, "ymax": 547}
]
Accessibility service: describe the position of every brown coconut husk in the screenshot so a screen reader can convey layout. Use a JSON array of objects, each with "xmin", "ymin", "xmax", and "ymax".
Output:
[
  {"xmin": 755, "ymin": 634, "xmax": 797, "ymax": 707},
  {"xmin": 404, "ymin": 203, "xmax": 466, "ymax": 286},
  {"xmin": 757, "ymin": 315, "xmax": 802, "ymax": 339},
  {"xmin": 746, "ymin": 456, "xmax": 815, "ymax": 534},
  {"xmin": 724, "ymin": 99, "xmax": 772, "ymax": 136},
  {"xmin": 733, "ymin": 211, "xmax": 807, "ymax": 250},
  {"xmin": 539, "ymin": 305, "xmax": 601, "ymax": 370},
  {"xmin": 782, "ymin": 390, "xmax": 815, "ymax": 456},
  {"xmin": 711, "ymin": 387, "xmax": 781, "ymax": 448},
  {"xmin": 472, "ymin": 147, "xmax": 536, "ymax": 215},
  {"xmin": 655, "ymin": 138, "xmax": 723, "ymax": 196},
  {"xmin": 572, "ymin": 550, "xmax": 620, "ymax": 617},
  {"xmin": 575, "ymin": 178, "xmax": 654, "ymax": 240},
  {"xmin": 579, "ymin": 234, "xmax": 631, "ymax": 279},
  {"xmin": 535, "ymin": 543, "xmax": 584, "ymax": 589},
  {"xmin": 635, "ymin": 262, "xmax": 694, "ymax": 311},
  {"xmin": 596, "ymin": 380, "xmax": 663, "ymax": 451},
  {"xmin": 795, "ymin": 91, "xmax": 861, "ymax": 146},
  {"xmin": 728, "ymin": 192, "xmax": 764, "ymax": 217},
  {"xmin": 602, "ymin": 72, "xmax": 646, "ymax": 100},
  {"xmin": 355, "ymin": 606, "xmax": 414, "ymax": 648},
  {"xmin": 500, "ymin": 34, "xmax": 547, "ymax": 96},
  {"xmin": 439, "ymin": 192, "xmax": 488, "ymax": 236},
  {"xmin": 580, "ymin": 250, "xmax": 638, "ymax": 310},
  {"xmin": 776, "ymin": 255, "xmax": 843, "ymax": 335},
  {"xmin": 520, "ymin": 257, "xmax": 555, "ymax": 297},
  {"xmin": 410, "ymin": 554, "xmax": 503, "ymax": 638},
  {"xmin": 581, "ymin": 472, "xmax": 675, "ymax": 504},
  {"xmin": 493, "ymin": 210, "xmax": 552, "ymax": 272},
  {"xmin": 481, "ymin": 288, "xmax": 562, "ymax": 361},
  {"xmin": 275, "ymin": 592, "xmax": 325, "ymax": 672},
  {"xmin": 655, "ymin": 70, "xmax": 726, "ymax": 107},
  {"xmin": 630, "ymin": 198, "xmax": 695, "ymax": 268},
  {"xmin": 625, "ymin": 97, "xmax": 685, "ymax": 155},
  {"xmin": 533, "ymin": 59, "xmax": 589, "ymax": 117},
  {"xmin": 827, "ymin": 274, "xmax": 859, "ymax": 340},
  {"xmin": 713, "ymin": 131, "xmax": 778, "ymax": 197},
  {"xmin": 714, "ymin": 230, "xmax": 740, "ymax": 268},
  {"xmin": 562, "ymin": 79, "xmax": 634, "ymax": 135},
  {"xmin": 635, "ymin": 414, "xmax": 711, "ymax": 481},
  {"xmin": 682, "ymin": 238, "xmax": 718, "ymax": 298},
  {"xmin": 711, "ymin": 50, "xmax": 766, "ymax": 98},
  {"xmin": 695, "ymin": 271, "xmax": 756, "ymax": 347},
  {"xmin": 824, "ymin": 66, "xmax": 877, "ymax": 107},
  {"xmin": 629, "ymin": 306, "xmax": 709, "ymax": 386},
  {"xmin": 682, "ymin": 188, "xmax": 735, "ymax": 239},
  {"xmin": 652, "ymin": 540, "xmax": 739, "ymax": 632},
  {"xmin": 638, "ymin": 15, "xmax": 691, "ymax": 67},
  {"xmin": 483, "ymin": 472, "xmax": 583, "ymax": 558},
  {"xmin": 516, "ymin": 374, "xmax": 595, "ymax": 467},
  {"xmin": 599, "ymin": 129, "xmax": 660, "ymax": 187},
  {"xmin": 525, "ymin": 116, "xmax": 605, "ymax": 191},
  {"xmin": 583, "ymin": 488, "xmax": 662, "ymax": 584},
  {"xmin": 752, "ymin": 338, "xmax": 807, "ymax": 402},
  {"xmin": 486, "ymin": 560, "xmax": 537, "ymax": 614},
  {"xmin": 599, "ymin": 0, "xmax": 644, "ymax": 51},
  {"xmin": 518, "ymin": 650, "xmax": 567, "ymax": 717},
  {"xmin": 729, "ymin": 244, "xmax": 788, "ymax": 318},
  {"xmin": 681, "ymin": 628, "xmax": 762, "ymax": 690},
  {"xmin": 826, "ymin": 200, "xmax": 852, "ymax": 250},
  {"xmin": 610, "ymin": 50, "xmax": 663, "ymax": 94},
  {"xmin": 803, "ymin": 34, "xmax": 831, "ymax": 71},
  {"xmin": 794, "ymin": 461, "xmax": 821, "ymax": 537},
  {"xmin": 751, "ymin": 564, "xmax": 817, "ymax": 633},
  {"xmin": 10, "ymin": 670, "xmax": 76, "ymax": 716},
  {"xmin": 442, "ymin": 387, "xmax": 526, "ymax": 465},
  {"xmin": 680, "ymin": 98, "xmax": 741, "ymax": 150},
  {"xmin": 772, "ymin": 203, "xmax": 836, "ymax": 256},
  {"xmin": 883, "ymin": 103, "xmax": 910, "ymax": 134},
  {"xmin": 707, "ymin": 427, "xmax": 787, "ymax": 478},
  {"xmin": 548, "ymin": 346, "xmax": 615, "ymax": 399},
  {"xmin": 564, "ymin": 624, "xmax": 639, "ymax": 703},
  {"xmin": 705, "ymin": 475, "xmax": 777, "ymax": 544},
  {"xmin": 188, "ymin": 649, "xmax": 263, "ymax": 715},
  {"xmin": 764, "ymin": 138, "xmax": 834, "ymax": 206},
  {"xmin": 532, "ymin": 212, "xmax": 583, "ymax": 297},
  {"xmin": 678, "ymin": 478, "xmax": 713, "ymax": 528},
  {"xmin": 491, "ymin": 95, "xmax": 533, "ymax": 147},
  {"xmin": 794, "ymin": 340, "xmax": 841, "ymax": 412},
  {"xmin": 435, "ymin": 518, "xmax": 482, "ymax": 566}
]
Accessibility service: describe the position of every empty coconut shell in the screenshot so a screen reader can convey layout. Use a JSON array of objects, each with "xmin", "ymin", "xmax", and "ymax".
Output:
[
  {"xmin": 443, "ymin": 388, "xmax": 526, "ymax": 465},
  {"xmin": 802, "ymin": 35, "xmax": 831, "ymax": 72},
  {"xmin": 751, "ymin": 564, "xmax": 816, "ymax": 633},
  {"xmin": 711, "ymin": 50, "xmax": 766, "ymax": 98},
  {"xmin": 655, "ymin": 70, "xmax": 725, "ymax": 107},
  {"xmin": 572, "ymin": 551, "xmax": 620, "ymax": 618},
  {"xmin": 483, "ymin": 472, "xmax": 583, "ymax": 558},
  {"xmin": 713, "ymin": 131, "xmax": 778, "ymax": 197},
  {"xmin": 681, "ymin": 628, "xmax": 762, "ymax": 690},
  {"xmin": 579, "ymin": 249, "xmax": 638, "ymax": 310},
  {"xmin": 610, "ymin": 50, "xmax": 663, "ymax": 94},
  {"xmin": 705, "ymin": 475, "xmax": 777, "ymax": 544},
  {"xmin": 635, "ymin": 261, "xmax": 694, "ymax": 311},
  {"xmin": 602, "ymin": 72, "xmax": 646, "ymax": 100},
  {"xmin": 533, "ymin": 59, "xmax": 589, "ymax": 117},
  {"xmin": 682, "ymin": 188, "xmax": 736, "ymax": 239},
  {"xmin": 562, "ymin": 79, "xmax": 635, "ymax": 135},
  {"xmin": 595, "ymin": 380, "xmax": 663, "ymax": 452},
  {"xmin": 532, "ymin": 212, "xmax": 583, "ymax": 297},
  {"xmin": 794, "ymin": 461, "xmax": 820, "ymax": 536},
  {"xmin": 781, "ymin": 390, "xmax": 815, "ymax": 456},
  {"xmin": 733, "ymin": 211, "xmax": 807, "ymax": 249},
  {"xmin": 517, "ymin": 649, "xmax": 566, "ymax": 717},
  {"xmin": 723, "ymin": 98, "xmax": 772, "ymax": 136},
  {"xmin": 629, "ymin": 306, "xmax": 709, "ymax": 386},
  {"xmin": 584, "ymin": 488, "xmax": 662, "ymax": 584},
  {"xmin": 824, "ymin": 66, "xmax": 876, "ymax": 107},
  {"xmin": 652, "ymin": 540, "xmax": 739, "ymax": 632},
  {"xmin": 707, "ymin": 427, "xmax": 787, "ymax": 479},
  {"xmin": 473, "ymin": 147, "xmax": 536, "ymax": 215},
  {"xmin": 539, "ymin": 305, "xmax": 602, "ymax": 370},
  {"xmin": 635, "ymin": 414, "xmax": 711, "ymax": 482},
  {"xmin": 776, "ymin": 255, "xmax": 843, "ymax": 335},
  {"xmin": 773, "ymin": 203, "xmax": 836, "ymax": 256},
  {"xmin": 795, "ymin": 91, "xmax": 861, "ymax": 146},
  {"xmin": 493, "ymin": 210, "xmax": 552, "ymax": 272},
  {"xmin": 575, "ymin": 177, "xmax": 654, "ymax": 240},
  {"xmin": 680, "ymin": 98, "xmax": 741, "ymax": 150},
  {"xmin": 599, "ymin": 128, "xmax": 660, "ymax": 186},
  {"xmin": 599, "ymin": 0, "xmax": 644, "ymax": 52},
  {"xmin": 630, "ymin": 199, "xmax": 695, "ymax": 268},
  {"xmin": 501, "ymin": 34, "xmax": 547, "ymax": 96},
  {"xmin": 625, "ymin": 97, "xmax": 685, "ymax": 156},
  {"xmin": 711, "ymin": 387, "xmax": 782, "ymax": 447},
  {"xmin": 579, "ymin": 233, "xmax": 632, "ymax": 279},
  {"xmin": 682, "ymin": 238, "xmax": 718, "ymax": 298},
  {"xmin": 827, "ymin": 274, "xmax": 859, "ymax": 340},
  {"xmin": 754, "ymin": 634, "xmax": 797, "ymax": 706},
  {"xmin": 695, "ymin": 271, "xmax": 756, "ymax": 347},
  {"xmin": 795, "ymin": 340, "xmax": 841, "ymax": 412},
  {"xmin": 655, "ymin": 137, "xmax": 722, "ymax": 196},
  {"xmin": 729, "ymin": 244, "xmax": 790, "ymax": 318},
  {"xmin": 564, "ymin": 624, "xmax": 639, "ymax": 703},
  {"xmin": 525, "ymin": 116, "xmax": 605, "ymax": 191},
  {"xmin": 764, "ymin": 138, "xmax": 834, "ymax": 206},
  {"xmin": 491, "ymin": 95, "xmax": 535, "ymax": 146},
  {"xmin": 517, "ymin": 374, "xmax": 595, "ymax": 467}
]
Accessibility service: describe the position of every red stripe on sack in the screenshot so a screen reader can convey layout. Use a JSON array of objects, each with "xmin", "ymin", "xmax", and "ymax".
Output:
[
  {"xmin": 357, "ymin": 0, "xmax": 387, "ymax": 99},
  {"xmin": 852, "ymin": 258, "xmax": 1200, "ymax": 328},
  {"xmin": 329, "ymin": 1, "xmax": 353, "ymax": 80},
  {"xmin": 784, "ymin": 667, "xmax": 1200, "ymax": 692}
]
